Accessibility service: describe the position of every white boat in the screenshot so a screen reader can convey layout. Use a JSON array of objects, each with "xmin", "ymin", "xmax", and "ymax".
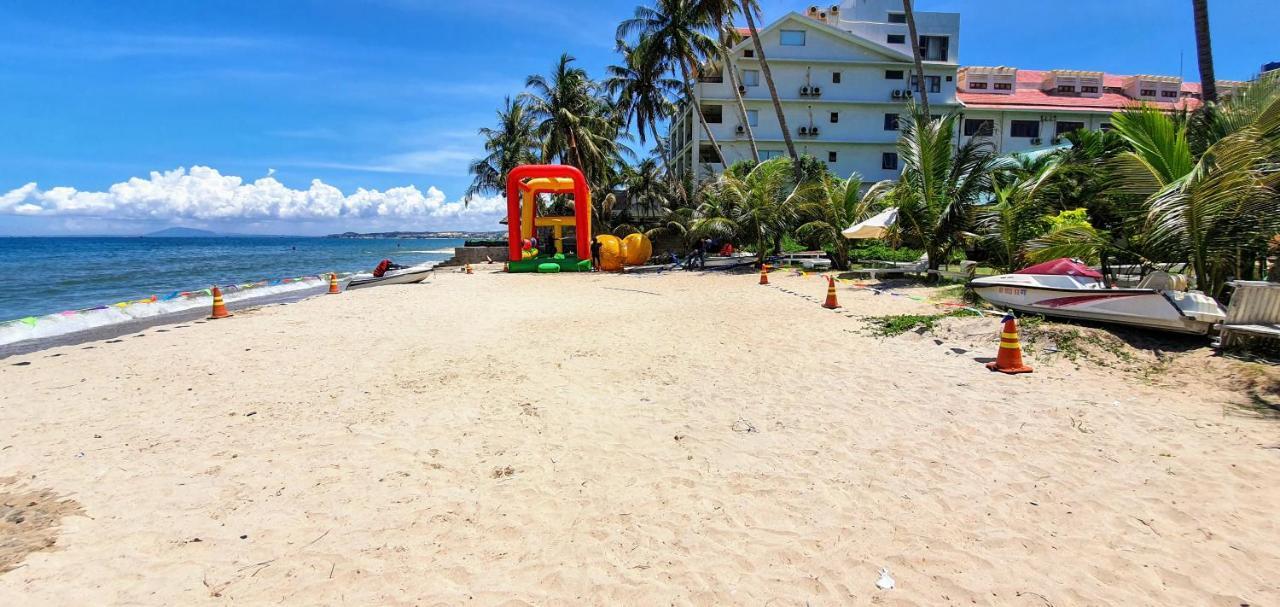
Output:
[
  {"xmin": 346, "ymin": 265, "xmax": 434, "ymax": 290},
  {"xmin": 969, "ymin": 258, "xmax": 1226, "ymax": 335}
]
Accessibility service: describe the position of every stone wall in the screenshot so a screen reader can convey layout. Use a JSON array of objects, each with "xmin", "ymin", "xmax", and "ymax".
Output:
[{"xmin": 438, "ymin": 246, "xmax": 510, "ymax": 267}]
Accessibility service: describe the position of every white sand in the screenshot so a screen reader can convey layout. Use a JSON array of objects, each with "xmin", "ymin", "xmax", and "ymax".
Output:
[{"xmin": 1, "ymin": 268, "xmax": 1277, "ymax": 605}]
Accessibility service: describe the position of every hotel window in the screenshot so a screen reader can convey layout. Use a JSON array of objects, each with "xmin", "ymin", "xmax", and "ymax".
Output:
[
  {"xmin": 1100, "ymin": 122, "xmax": 1114, "ymax": 131},
  {"xmin": 741, "ymin": 69, "xmax": 760, "ymax": 87},
  {"xmin": 746, "ymin": 110, "xmax": 759, "ymax": 127},
  {"xmin": 963, "ymin": 119, "xmax": 994, "ymax": 136},
  {"xmin": 1057, "ymin": 85, "xmax": 1076, "ymax": 93},
  {"xmin": 702, "ymin": 104, "xmax": 723, "ymax": 124},
  {"xmin": 1161, "ymin": 90, "xmax": 1178, "ymax": 98},
  {"xmin": 1081, "ymin": 85, "xmax": 1099, "ymax": 93},
  {"xmin": 1056, "ymin": 121, "xmax": 1085, "ymax": 137},
  {"xmin": 829, "ymin": 111, "xmax": 839, "ymax": 123},
  {"xmin": 832, "ymin": 71, "xmax": 842, "ymax": 84},
  {"xmin": 760, "ymin": 150, "xmax": 784, "ymax": 160},
  {"xmin": 918, "ymin": 36, "xmax": 949, "ymax": 61},
  {"xmin": 887, "ymin": 34, "xmax": 906, "ymax": 44},
  {"xmin": 1010, "ymin": 120, "xmax": 1040, "ymax": 138},
  {"xmin": 968, "ymin": 81, "xmax": 988, "ymax": 90},
  {"xmin": 780, "ymin": 30, "xmax": 806, "ymax": 46},
  {"xmin": 885, "ymin": 69, "xmax": 904, "ymax": 80},
  {"xmin": 883, "ymin": 113, "xmax": 900, "ymax": 131},
  {"xmin": 828, "ymin": 151, "xmax": 838, "ymax": 163},
  {"xmin": 887, "ymin": 12, "xmax": 907, "ymax": 23},
  {"xmin": 699, "ymin": 145, "xmax": 719, "ymax": 163},
  {"xmin": 882, "ymin": 152, "xmax": 899, "ymax": 170},
  {"xmin": 744, "ymin": 49, "xmax": 754, "ymax": 58},
  {"xmin": 1140, "ymin": 88, "xmax": 1157, "ymax": 97},
  {"xmin": 994, "ymin": 82, "xmax": 1012, "ymax": 90},
  {"xmin": 910, "ymin": 74, "xmax": 941, "ymax": 93}
]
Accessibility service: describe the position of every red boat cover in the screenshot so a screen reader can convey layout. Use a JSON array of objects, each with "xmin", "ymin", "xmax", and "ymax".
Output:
[{"xmin": 1014, "ymin": 258, "xmax": 1103, "ymax": 279}]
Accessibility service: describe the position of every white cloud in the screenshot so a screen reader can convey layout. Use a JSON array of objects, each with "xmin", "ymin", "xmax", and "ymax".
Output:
[{"xmin": 0, "ymin": 166, "xmax": 504, "ymax": 225}]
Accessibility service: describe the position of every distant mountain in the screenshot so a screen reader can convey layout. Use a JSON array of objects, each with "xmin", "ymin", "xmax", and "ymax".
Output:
[{"xmin": 143, "ymin": 227, "xmax": 220, "ymax": 238}]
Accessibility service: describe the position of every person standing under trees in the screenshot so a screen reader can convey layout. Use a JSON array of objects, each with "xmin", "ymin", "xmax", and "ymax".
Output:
[{"xmin": 590, "ymin": 237, "xmax": 603, "ymax": 271}]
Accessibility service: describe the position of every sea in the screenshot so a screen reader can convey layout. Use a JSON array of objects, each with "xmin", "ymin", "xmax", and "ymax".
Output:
[{"xmin": 0, "ymin": 236, "xmax": 462, "ymax": 351}]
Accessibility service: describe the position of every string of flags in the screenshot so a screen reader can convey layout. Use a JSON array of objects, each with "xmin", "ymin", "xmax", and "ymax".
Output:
[{"xmin": 1, "ymin": 272, "xmax": 346, "ymax": 329}]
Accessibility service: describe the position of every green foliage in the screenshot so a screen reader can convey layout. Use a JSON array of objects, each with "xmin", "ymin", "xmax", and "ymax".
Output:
[
  {"xmin": 693, "ymin": 157, "xmax": 802, "ymax": 264},
  {"xmin": 467, "ymin": 97, "xmax": 540, "ymax": 201},
  {"xmin": 1044, "ymin": 208, "xmax": 1093, "ymax": 232},
  {"xmin": 848, "ymin": 242, "xmax": 925, "ymax": 263},
  {"xmin": 866, "ymin": 309, "xmax": 978, "ymax": 338}
]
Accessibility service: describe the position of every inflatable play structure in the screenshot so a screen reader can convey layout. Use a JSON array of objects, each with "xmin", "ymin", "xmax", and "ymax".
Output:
[{"xmin": 505, "ymin": 164, "xmax": 652, "ymax": 273}]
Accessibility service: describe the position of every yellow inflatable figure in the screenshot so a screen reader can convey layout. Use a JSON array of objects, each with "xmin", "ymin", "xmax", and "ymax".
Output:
[
  {"xmin": 621, "ymin": 233, "xmax": 653, "ymax": 266},
  {"xmin": 595, "ymin": 235, "xmax": 624, "ymax": 271}
]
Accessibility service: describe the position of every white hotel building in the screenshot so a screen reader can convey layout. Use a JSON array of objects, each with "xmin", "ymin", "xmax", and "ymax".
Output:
[{"xmin": 669, "ymin": 0, "xmax": 1245, "ymax": 186}]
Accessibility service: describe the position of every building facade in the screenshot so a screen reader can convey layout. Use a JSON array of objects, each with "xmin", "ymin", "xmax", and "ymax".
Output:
[{"xmin": 670, "ymin": 0, "xmax": 1246, "ymax": 186}]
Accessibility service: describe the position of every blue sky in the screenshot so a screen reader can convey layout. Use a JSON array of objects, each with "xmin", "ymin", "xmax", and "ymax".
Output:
[{"xmin": 0, "ymin": 0, "xmax": 1274, "ymax": 236}]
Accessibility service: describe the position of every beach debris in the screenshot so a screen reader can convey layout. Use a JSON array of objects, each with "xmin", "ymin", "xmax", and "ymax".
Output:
[
  {"xmin": 491, "ymin": 465, "xmax": 514, "ymax": 479},
  {"xmin": 876, "ymin": 568, "xmax": 895, "ymax": 590},
  {"xmin": 10, "ymin": 361, "xmax": 30, "ymax": 367},
  {"xmin": 731, "ymin": 418, "xmax": 758, "ymax": 433}
]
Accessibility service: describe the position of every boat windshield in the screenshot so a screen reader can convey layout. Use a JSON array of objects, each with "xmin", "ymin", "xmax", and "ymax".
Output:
[{"xmin": 1015, "ymin": 258, "xmax": 1103, "ymax": 279}]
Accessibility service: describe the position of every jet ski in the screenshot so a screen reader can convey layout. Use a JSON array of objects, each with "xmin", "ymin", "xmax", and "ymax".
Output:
[
  {"xmin": 346, "ymin": 264, "xmax": 434, "ymax": 290},
  {"xmin": 969, "ymin": 258, "xmax": 1225, "ymax": 335}
]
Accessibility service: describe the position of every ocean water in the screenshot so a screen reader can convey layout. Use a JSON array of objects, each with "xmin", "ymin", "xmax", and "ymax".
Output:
[{"xmin": 0, "ymin": 236, "xmax": 461, "ymax": 335}]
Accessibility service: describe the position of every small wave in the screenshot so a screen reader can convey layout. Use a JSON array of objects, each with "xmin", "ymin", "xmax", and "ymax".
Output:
[
  {"xmin": 0, "ymin": 274, "xmax": 338, "ymax": 347},
  {"xmin": 402, "ymin": 249, "xmax": 456, "ymax": 254}
]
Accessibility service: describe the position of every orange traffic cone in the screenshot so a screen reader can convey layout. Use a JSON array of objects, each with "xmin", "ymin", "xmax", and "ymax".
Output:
[
  {"xmin": 327, "ymin": 272, "xmax": 341, "ymax": 295},
  {"xmin": 208, "ymin": 285, "xmax": 232, "ymax": 320},
  {"xmin": 465, "ymin": 264, "xmax": 473, "ymax": 275},
  {"xmin": 822, "ymin": 276, "xmax": 840, "ymax": 309},
  {"xmin": 759, "ymin": 264, "xmax": 770, "ymax": 285},
  {"xmin": 986, "ymin": 315, "xmax": 1033, "ymax": 374}
]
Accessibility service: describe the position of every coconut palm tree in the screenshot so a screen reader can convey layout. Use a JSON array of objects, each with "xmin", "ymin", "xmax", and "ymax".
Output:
[
  {"xmin": 902, "ymin": 0, "xmax": 929, "ymax": 117},
  {"xmin": 617, "ymin": 0, "xmax": 726, "ymax": 166},
  {"xmin": 890, "ymin": 102, "xmax": 1000, "ymax": 279},
  {"xmin": 733, "ymin": 0, "xmax": 798, "ymax": 159},
  {"xmin": 976, "ymin": 163, "xmax": 1058, "ymax": 273},
  {"xmin": 521, "ymin": 54, "xmax": 627, "ymax": 192},
  {"xmin": 466, "ymin": 96, "xmax": 540, "ymax": 201},
  {"xmin": 717, "ymin": 24, "xmax": 759, "ymax": 163},
  {"xmin": 1192, "ymin": 0, "xmax": 1218, "ymax": 103},
  {"xmin": 793, "ymin": 173, "xmax": 893, "ymax": 270},
  {"xmin": 693, "ymin": 156, "xmax": 801, "ymax": 265},
  {"xmin": 605, "ymin": 41, "xmax": 681, "ymax": 155}
]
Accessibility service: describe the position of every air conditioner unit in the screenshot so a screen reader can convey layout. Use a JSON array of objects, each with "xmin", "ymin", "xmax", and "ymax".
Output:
[
  {"xmin": 807, "ymin": 6, "xmax": 819, "ymax": 16},
  {"xmin": 799, "ymin": 86, "xmax": 811, "ymax": 96},
  {"xmin": 738, "ymin": 85, "xmax": 746, "ymax": 94},
  {"xmin": 903, "ymin": 89, "xmax": 914, "ymax": 97},
  {"xmin": 735, "ymin": 125, "xmax": 746, "ymax": 134},
  {"xmin": 798, "ymin": 126, "xmax": 810, "ymax": 135},
  {"xmin": 1030, "ymin": 137, "xmax": 1043, "ymax": 145},
  {"xmin": 829, "ymin": 5, "xmax": 839, "ymax": 14},
  {"xmin": 811, "ymin": 86, "xmax": 822, "ymax": 97},
  {"xmin": 809, "ymin": 127, "xmax": 820, "ymax": 136},
  {"xmin": 891, "ymin": 90, "xmax": 902, "ymax": 99}
]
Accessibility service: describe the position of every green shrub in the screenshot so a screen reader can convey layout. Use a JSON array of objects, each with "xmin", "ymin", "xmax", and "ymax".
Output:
[{"xmin": 848, "ymin": 242, "xmax": 925, "ymax": 263}]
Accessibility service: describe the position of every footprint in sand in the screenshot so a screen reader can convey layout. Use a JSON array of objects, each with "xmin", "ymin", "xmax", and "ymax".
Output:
[
  {"xmin": 11, "ymin": 361, "xmax": 31, "ymax": 366},
  {"xmin": 106, "ymin": 340, "xmax": 123, "ymax": 344}
]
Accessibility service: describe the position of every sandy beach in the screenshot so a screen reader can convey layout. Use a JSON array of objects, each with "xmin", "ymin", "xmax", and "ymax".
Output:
[{"xmin": 2, "ymin": 267, "xmax": 1277, "ymax": 605}]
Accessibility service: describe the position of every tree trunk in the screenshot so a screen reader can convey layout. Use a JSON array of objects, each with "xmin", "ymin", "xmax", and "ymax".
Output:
[
  {"xmin": 903, "ymin": 0, "xmax": 930, "ymax": 118},
  {"xmin": 723, "ymin": 50, "xmax": 761, "ymax": 163},
  {"xmin": 742, "ymin": 2, "xmax": 797, "ymax": 160},
  {"xmin": 679, "ymin": 63, "xmax": 727, "ymax": 167},
  {"xmin": 1192, "ymin": 0, "xmax": 1218, "ymax": 103}
]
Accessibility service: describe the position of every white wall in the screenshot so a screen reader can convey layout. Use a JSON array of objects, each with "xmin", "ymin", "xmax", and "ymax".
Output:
[{"xmin": 958, "ymin": 110, "xmax": 1114, "ymax": 154}]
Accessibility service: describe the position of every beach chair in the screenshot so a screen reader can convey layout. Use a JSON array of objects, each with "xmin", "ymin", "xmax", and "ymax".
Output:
[
  {"xmin": 1217, "ymin": 281, "xmax": 1280, "ymax": 350},
  {"xmin": 850, "ymin": 254, "xmax": 928, "ymax": 279}
]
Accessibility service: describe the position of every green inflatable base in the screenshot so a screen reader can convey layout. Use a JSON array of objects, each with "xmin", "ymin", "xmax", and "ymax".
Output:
[{"xmin": 507, "ymin": 256, "xmax": 591, "ymax": 273}]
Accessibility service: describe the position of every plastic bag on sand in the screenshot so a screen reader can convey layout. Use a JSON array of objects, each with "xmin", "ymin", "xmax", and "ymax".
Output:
[{"xmin": 876, "ymin": 568, "xmax": 895, "ymax": 590}]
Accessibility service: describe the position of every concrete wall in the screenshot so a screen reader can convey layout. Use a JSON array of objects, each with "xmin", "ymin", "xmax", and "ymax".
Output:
[{"xmin": 440, "ymin": 246, "xmax": 510, "ymax": 267}]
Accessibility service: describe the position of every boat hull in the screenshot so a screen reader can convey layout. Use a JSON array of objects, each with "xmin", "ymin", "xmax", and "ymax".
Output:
[
  {"xmin": 346, "ymin": 267, "xmax": 433, "ymax": 290},
  {"xmin": 971, "ymin": 282, "xmax": 1219, "ymax": 335}
]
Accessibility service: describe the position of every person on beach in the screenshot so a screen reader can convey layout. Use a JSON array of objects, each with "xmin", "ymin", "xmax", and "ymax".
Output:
[
  {"xmin": 590, "ymin": 238, "xmax": 603, "ymax": 271},
  {"xmin": 686, "ymin": 238, "xmax": 706, "ymax": 270},
  {"xmin": 373, "ymin": 259, "xmax": 407, "ymax": 277}
]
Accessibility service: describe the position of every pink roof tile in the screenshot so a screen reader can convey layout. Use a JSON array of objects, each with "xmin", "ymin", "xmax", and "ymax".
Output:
[{"xmin": 958, "ymin": 68, "xmax": 1202, "ymax": 113}]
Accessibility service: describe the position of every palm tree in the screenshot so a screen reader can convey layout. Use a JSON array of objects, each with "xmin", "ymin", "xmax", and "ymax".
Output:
[
  {"xmin": 890, "ymin": 102, "xmax": 999, "ymax": 279},
  {"xmin": 521, "ymin": 54, "xmax": 627, "ymax": 192},
  {"xmin": 793, "ymin": 173, "xmax": 893, "ymax": 270},
  {"xmin": 617, "ymin": 0, "xmax": 727, "ymax": 166},
  {"xmin": 902, "ymin": 0, "xmax": 929, "ymax": 117},
  {"xmin": 976, "ymin": 163, "xmax": 1058, "ymax": 273},
  {"xmin": 734, "ymin": 0, "xmax": 798, "ymax": 159},
  {"xmin": 717, "ymin": 25, "xmax": 760, "ymax": 163},
  {"xmin": 693, "ymin": 156, "xmax": 801, "ymax": 265},
  {"xmin": 605, "ymin": 41, "xmax": 681, "ymax": 157},
  {"xmin": 1192, "ymin": 0, "xmax": 1217, "ymax": 103},
  {"xmin": 466, "ymin": 97, "xmax": 540, "ymax": 201}
]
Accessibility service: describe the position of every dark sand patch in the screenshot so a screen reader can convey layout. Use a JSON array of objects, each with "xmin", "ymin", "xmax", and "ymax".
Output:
[{"xmin": 1, "ymin": 476, "xmax": 83, "ymax": 574}]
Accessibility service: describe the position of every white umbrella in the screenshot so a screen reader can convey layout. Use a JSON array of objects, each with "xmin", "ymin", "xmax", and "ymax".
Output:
[{"xmin": 842, "ymin": 207, "xmax": 898, "ymax": 240}]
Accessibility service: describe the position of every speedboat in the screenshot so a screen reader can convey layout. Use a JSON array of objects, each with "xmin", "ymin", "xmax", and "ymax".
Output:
[
  {"xmin": 346, "ymin": 265, "xmax": 434, "ymax": 290},
  {"xmin": 969, "ymin": 258, "xmax": 1226, "ymax": 335}
]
